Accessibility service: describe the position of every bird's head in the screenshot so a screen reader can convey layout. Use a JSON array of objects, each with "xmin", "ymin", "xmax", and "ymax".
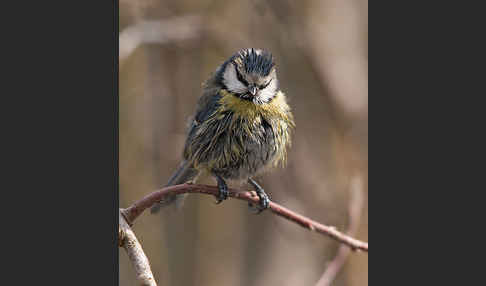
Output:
[{"xmin": 218, "ymin": 48, "xmax": 278, "ymax": 104}]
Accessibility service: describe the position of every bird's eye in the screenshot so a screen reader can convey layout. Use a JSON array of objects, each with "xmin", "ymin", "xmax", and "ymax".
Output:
[
  {"xmin": 259, "ymin": 79, "xmax": 272, "ymax": 89},
  {"xmin": 235, "ymin": 66, "xmax": 249, "ymax": 86}
]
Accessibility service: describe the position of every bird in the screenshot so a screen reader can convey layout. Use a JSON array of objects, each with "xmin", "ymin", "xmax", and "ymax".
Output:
[{"xmin": 150, "ymin": 48, "xmax": 295, "ymax": 214}]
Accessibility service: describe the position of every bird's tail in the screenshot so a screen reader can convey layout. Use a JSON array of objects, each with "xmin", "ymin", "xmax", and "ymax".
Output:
[{"xmin": 150, "ymin": 160, "xmax": 199, "ymax": 213}]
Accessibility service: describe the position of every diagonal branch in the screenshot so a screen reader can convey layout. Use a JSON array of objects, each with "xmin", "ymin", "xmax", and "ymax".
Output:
[
  {"xmin": 316, "ymin": 176, "xmax": 366, "ymax": 286},
  {"xmin": 119, "ymin": 210, "xmax": 157, "ymax": 286},
  {"xmin": 120, "ymin": 184, "xmax": 368, "ymax": 252}
]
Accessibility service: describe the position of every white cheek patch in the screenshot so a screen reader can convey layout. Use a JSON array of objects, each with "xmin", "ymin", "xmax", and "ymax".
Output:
[
  {"xmin": 222, "ymin": 64, "xmax": 247, "ymax": 94},
  {"xmin": 258, "ymin": 78, "xmax": 278, "ymax": 102}
]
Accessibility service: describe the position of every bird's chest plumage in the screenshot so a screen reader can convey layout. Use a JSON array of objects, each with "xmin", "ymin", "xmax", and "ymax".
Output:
[
  {"xmin": 184, "ymin": 90, "xmax": 294, "ymax": 180},
  {"xmin": 204, "ymin": 112, "xmax": 285, "ymax": 179}
]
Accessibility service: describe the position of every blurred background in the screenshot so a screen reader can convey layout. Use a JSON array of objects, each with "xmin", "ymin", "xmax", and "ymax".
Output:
[{"xmin": 119, "ymin": 0, "xmax": 367, "ymax": 285}]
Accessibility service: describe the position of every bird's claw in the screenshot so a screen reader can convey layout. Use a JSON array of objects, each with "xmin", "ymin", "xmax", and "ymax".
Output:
[
  {"xmin": 247, "ymin": 178, "xmax": 270, "ymax": 214},
  {"xmin": 215, "ymin": 176, "xmax": 228, "ymax": 204},
  {"xmin": 256, "ymin": 191, "xmax": 270, "ymax": 212}
]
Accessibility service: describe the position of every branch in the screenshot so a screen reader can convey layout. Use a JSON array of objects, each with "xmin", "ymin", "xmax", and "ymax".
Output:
[
  {"xmin": 316, "ymin": 176, "xmax": 366, "ymax": 286},
  {"xmin": 119, "ymin": 15, "xmax": 202, "ymax": 63},
  {"xmin": 119, "ymin": 210, "xmax": 157, "ymax": 286},
  {"xmin": 120, "ymin": 184, "xmax": 368, "ymax": 252}
]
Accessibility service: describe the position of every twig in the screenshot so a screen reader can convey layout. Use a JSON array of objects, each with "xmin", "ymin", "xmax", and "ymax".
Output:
[
  {"xmin": 316, "ymin": 176, "xmax": 366, "ymax": 286},
  {"xmin": 119, "ymin": 210, "xmax": 157, "ymax": 286},
  {"xmin": 120, "ymin": 184, "xmax": 368, "ymax": 252},
  {"xmin": 119, "ymin": 15, "xmax": 202, "ymax": 63}
]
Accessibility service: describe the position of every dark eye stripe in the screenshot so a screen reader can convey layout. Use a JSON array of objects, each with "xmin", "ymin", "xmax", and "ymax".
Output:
[
  {"xmin": 259, "ymin": 78, "xmax": 272, "ymax": 89},
  {"xmin": 234, "ymin": 66, "xmax": 249, "ymax": 86}
]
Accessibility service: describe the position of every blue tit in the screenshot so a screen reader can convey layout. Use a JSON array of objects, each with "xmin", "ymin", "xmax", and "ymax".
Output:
[{"xmin": 151, "ymin": 48, "xmax": 295, "ymax": 213}]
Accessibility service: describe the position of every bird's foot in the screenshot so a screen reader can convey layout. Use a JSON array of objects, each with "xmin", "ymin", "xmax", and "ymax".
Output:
[
  {"xmin": 248, "ymin": 178, "xmax": 270, "ymax": 214},
  {"xmin": 215, "ymin": 176, "xmax": 228, "ymax": 204}
]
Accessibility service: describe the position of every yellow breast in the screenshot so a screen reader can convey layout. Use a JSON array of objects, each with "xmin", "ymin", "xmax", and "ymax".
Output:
[
  {"xmin": 217, "ymin": 89, "xmax": 295, "ymax": 167},
  {"xmin": 218, "ymin": 90, "xmax": 294, "ymax": 124}
]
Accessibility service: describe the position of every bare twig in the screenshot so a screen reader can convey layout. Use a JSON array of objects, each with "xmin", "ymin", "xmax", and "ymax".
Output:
[
  {"xmin": 120, "ymin": 184, "xmax": 368, "ymax": 252},
  {"xmin": 316, "ymin": 176, "xmax": 366, "ymax": 286},
  {"xmin": 119, "ymin": 210, "xmax": 157, "ymax": 286},
  {"xmin": 119, "ymin": 15, "xmax": 202, "ymax": 63}
]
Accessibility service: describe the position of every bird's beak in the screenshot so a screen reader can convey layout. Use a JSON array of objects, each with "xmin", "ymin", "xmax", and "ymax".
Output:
[{"xmin": 249, "ymin": 85, "xmax": 257, "ymax": 96}]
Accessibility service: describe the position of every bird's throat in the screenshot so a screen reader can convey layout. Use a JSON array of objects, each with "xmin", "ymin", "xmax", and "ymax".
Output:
[{"xmin": 218, "ymin": 89, "xmax": 293, "ymax": 124}]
